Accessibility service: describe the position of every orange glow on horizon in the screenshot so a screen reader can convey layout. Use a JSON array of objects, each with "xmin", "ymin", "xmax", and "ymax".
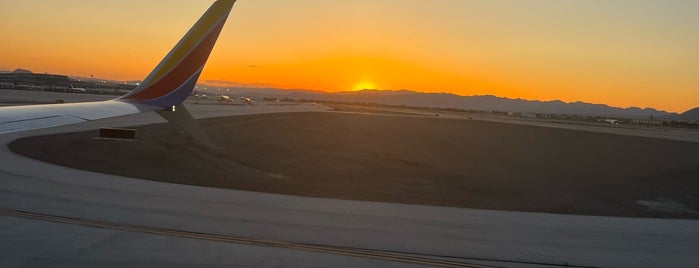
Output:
[{"xmin": 1, "ymin": 0, "xmax": 697, "ymax": 113}]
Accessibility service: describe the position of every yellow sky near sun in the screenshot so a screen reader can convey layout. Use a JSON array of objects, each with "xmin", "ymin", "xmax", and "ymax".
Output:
[{"xmin": 0, "ymin": 0, "xmax": 697, "ymax": 112}]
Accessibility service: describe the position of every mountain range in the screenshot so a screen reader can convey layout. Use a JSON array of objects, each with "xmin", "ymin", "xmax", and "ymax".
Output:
[
  {"xmin": 205, "ymin": 87, "xmax": 698, "ymax": 121},
  {"xmin": 5, "ymin": 69, "xmax": 693, "ymax": 120}
]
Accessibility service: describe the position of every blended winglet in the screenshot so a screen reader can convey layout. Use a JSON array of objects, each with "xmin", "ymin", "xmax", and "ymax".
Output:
[
  {"xmin": 118, "ymin": 0, "xmax": 236, "ymax": 107},
  {"xmin": 0, "ymin": 0, "xmax": 237, "ymax": 136}
]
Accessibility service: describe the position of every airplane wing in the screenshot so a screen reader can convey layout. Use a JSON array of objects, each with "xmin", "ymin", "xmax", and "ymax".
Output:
[{"xmin": 0, "ymin": 0, "xmax": 236, "ymax": 139}]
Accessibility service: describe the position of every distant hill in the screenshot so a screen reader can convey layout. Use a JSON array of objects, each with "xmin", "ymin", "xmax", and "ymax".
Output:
[
  {"xmin": 680, "ymin": 107, "xmax": 699, "ymax": 121},
  {"xmin": 215, "ymin": 88, "xmax": 675, "ymax": 119},
  {"xmin": 12, "ymin": 69, "xmax": 33, "ymax": 74},
  {"xmin": 2, "ymin": 68, "xmax": 684, "ymax": 120}
]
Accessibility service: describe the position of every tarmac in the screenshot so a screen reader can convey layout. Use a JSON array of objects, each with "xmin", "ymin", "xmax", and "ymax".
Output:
[
  {"xmin": 11, "ymin": 112, "xmax": 699, "ymax": 219},
  {"xmin": 0, "ymin": 90, "xmax": 698, "ymax": 267}
]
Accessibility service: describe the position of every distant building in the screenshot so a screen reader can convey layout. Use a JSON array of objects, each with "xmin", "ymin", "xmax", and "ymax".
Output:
[
  {"xmin": 0, "ymin": 72, "xmax": 71, "ymax": 91},
  {"xmin": 0, "ymin": 82, "xmax": 14, "ymax": 89},
  {"xmin": 0, "ymin": 70, "xmax": 136, "ymax": 95}
]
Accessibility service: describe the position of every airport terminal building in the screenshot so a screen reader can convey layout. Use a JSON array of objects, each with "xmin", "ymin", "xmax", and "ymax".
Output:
[{"xmin": 0, "ymin": 69, "xmax": 136, "ymax": 95}]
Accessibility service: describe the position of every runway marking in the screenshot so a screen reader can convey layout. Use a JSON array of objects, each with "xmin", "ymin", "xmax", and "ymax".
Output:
[{"xmin": 0, "ymin": 209, "xmax": 493, "ymax": 268}]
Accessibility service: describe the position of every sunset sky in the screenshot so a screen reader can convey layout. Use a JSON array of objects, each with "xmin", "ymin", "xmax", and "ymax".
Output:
[{"xmin": 1, "ymin": 0, "xmax": 697, "ymax": 112}]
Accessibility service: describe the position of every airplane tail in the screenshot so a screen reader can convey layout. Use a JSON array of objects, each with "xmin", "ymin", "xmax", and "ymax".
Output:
[{"xmin": 118, "ymin": 0, "xmax": 236, "ymax": 107}]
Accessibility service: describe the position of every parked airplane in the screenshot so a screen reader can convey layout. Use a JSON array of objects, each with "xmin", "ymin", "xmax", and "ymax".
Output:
[
  {"xmin": 68, "ymin": 84, "xmax": 87, "ymax": 93},
  {"xmin": 0, "ymin": 0, "xmax": 237, "ymax": 149},
  {"xmin": 218, "ymin": 95, "xmax": 233, "ymax": 102},
  {"xmin": 215, "ymin": 95, "xmax": 252, "ymax": 105},
  {"xmin": 241, "ymin": 97, "xmax": 254, "ymax": 105}
]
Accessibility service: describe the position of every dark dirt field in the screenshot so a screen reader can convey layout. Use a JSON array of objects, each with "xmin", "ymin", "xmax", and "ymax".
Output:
[{"xmin": 9, "ymin": 112, "xmax": 699, "ymax": 219}]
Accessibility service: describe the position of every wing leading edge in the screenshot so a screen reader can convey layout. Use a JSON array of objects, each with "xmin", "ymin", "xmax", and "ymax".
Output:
[{"xmin": 0, "ymin": 0, "xmax": 236, "ymax": 137}]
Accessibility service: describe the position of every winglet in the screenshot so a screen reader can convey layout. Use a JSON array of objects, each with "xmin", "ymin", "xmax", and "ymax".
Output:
[
  {"xmin": 123, "ymin": 0, "xmax": 236, "ymax": 151},
  {"xmin": 118, "ymin": 0, "xmax": 236, "ymax": 107}
]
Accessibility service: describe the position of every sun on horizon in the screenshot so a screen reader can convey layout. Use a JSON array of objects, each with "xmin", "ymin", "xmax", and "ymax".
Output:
[
  {"xmin": 1, "ymin": 1, "xmax": 698, "ymax": 113},
  {"xmin": 352, "ymin": 81, "xmax": 377, "ymax": 92}
]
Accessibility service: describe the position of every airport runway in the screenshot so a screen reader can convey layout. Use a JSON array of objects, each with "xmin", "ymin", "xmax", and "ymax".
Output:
[{"xmin": 1, "ymin": 97, "xmax": 698, "ymax": 267}]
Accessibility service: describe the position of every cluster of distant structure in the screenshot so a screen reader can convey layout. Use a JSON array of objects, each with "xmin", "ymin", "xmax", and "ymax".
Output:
[
  {"xmin": 293, "ymin": 99, "xmax": 699, "ymax": 129},
  {"xmin": 0, "ymin": 69, "xmax": 137, "ymax": 96},
  {"xmin": 3, "ymin": 69, "xmax": 697, "ymax": 128}
]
